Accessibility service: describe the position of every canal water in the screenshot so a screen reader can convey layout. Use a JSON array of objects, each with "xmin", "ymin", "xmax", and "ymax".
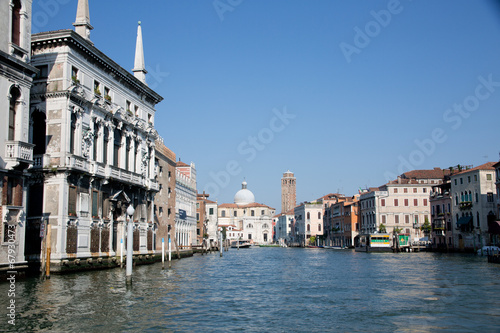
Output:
[{"xmin": 1, "ymin": 248, "xmax": 499, "ymax": 332}]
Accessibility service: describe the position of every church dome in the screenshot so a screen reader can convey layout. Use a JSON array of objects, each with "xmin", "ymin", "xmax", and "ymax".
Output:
[{"xmin": 234, "ymin": 181, "xmax": 255, "ymax": 205}]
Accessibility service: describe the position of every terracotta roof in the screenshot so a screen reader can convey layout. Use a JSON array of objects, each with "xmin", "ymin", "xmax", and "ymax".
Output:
[
  {"xmin": 452, "ymin": 162, "xmax": 496, "ymax": 176},
  {"xmin": 402, "ymin": 167, "xmax": 450, "ymax": 180},
  {"xmin": 218, "ymin": 203, "xmax": 275, "ymax": 209},
  {"xmin": 155, "ymin": 139, "xmax": 176, "ymax": 161},
  {"xmin": 176, "ymin": 161, "xmax": 189, "ymax": 167}
]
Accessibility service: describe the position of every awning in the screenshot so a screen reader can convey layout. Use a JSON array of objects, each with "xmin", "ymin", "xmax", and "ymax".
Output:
[
  {"xmin": 488, "ymin": 221, "xmax": 500, "ymax": 235},
  {"xmin": 457, "ymin": 216, "xmax": 472, "ymax": 226}
]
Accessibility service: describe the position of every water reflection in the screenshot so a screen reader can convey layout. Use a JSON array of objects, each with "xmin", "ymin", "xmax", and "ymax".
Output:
[{"xmin": 1, "ymin": 249, "xmax": 499, "ymax": 332}]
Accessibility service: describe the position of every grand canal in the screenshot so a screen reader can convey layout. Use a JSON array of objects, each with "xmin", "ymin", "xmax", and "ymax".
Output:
[{"xmin": 1, "ymin": 248, "xmax": 499, "ymax": 332}]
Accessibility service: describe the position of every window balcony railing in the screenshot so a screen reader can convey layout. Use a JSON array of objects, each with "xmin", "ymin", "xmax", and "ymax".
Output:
[
  {"xmin": 459, "ymin": 201, "xmax": 473, "ymax": 211},
  {"xmin": 4, "ymin": 141, "xmax": 34, "ymax": 169}
]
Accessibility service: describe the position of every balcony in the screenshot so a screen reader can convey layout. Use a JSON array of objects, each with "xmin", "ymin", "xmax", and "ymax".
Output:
[
  {"xmin": 4, "ymin": 141, "xmax": 34, "ymax": 169},
  {"xmin": 459, "ymin": 201, "xmax": 473, "ymax": 211}
]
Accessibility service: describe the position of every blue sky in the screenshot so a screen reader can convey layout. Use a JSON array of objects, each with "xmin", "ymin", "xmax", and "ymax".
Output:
[{"xmin": 32, "ymin": 0, "xmax": 500, "ymax": 211}]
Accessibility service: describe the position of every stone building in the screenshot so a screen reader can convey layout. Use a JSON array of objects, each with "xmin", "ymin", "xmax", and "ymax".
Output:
[
  {"xmin": 326, "ymin": 196, "xmax": 359, "ymax": 248},
  {"xmin": 0, "ymin": 0, "xmax": 37, "ymax": 272},
  {"xmin": 218, "ymin": 181, "xmax": 275, "ymax": 244},
  {"xmin": 430, "ymin": 179, "xmax": 453, "ymax": 251},
  {"xmin": 294, "ymin": 201, "xmax": 323, "ymax": 246},
  {"xmin": 281, "ymin": 170, "xmax": 296, "ymax": 214},
  {"xmin": 26, "ymin": 0, "xmax": 162, "ymax": 272},
  {"xmin": 196, "ymin": 191, "xmax": 218, "ymax": 245},
  {"xmin": 154, "ymin": 138, "xmax": 177, "ymax": 251},
  {"xmin": 175, "ymin": 161, "xmax": 197, "ymax": 247},
  {"xmin": 274, "ymin": 209, "xmax": 294, "ymax": 243},
  {"xmin": 450, "ymin": 162, "xmax": 497, "ymax": 251},
  {"xmin": 359, "ymin": 168, "xmax": 450, "ymax": 243}
]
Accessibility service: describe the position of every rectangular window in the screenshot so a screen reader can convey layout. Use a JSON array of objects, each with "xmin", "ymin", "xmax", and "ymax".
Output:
[
  {"xmin": 413, "ymin": 188, "xmax": 417, "ymax": 193},
  {"xmin": 405, "ymin": 215, "xmax": 410, "ymax": 224},
  {"xmin": 414, "ymin": 199, "xmax": 418, "ymax": 206},
  {"xmin": 454, "ymin": 179, "xmax": 457, "ymax": 185},
  {"xmin": 234, "ymin": 211, "xmax": 237, "ymax": 217},
  {"xmin": 474, "ymin": 175, "xmax": 478, "ymax": 181},
  {"xmin": 404, "ymin": 188, "xmax": 408, "ymax": 193},
  {"xmin": 460, "ymin": 178, "xmax": 463, "ymax": 184},
  {"xmin": 71, "ymin": 66, "xmax": 79, "ymax": 82},
  {"xmin": 248, "ymin": 234, "xmax": 252, "ymax": 240},
  {"xmin": 261, "ymin": 210, "xmax": 265, "ymax": 215},
  {"xmin": 94, "ymin": 80, "xmax": 101, "ymax": 95},
  {"xmin": 381, "ymin": 215, "xmax": 386, "ymax": 224},
  {"xmin": 68, "ymin": 185, "xmax": 77, "ymax": 216},
  {"xmin": 395, "ymin": 215, "xmax": 399, "ymax": 224},
  {"xmin": 487, "ymin": 174, "xmax": 493, "ymax": 181},
  {"xmin": 251, "ymin": 210, "xmax": 255, "ymax": 216},
  {"xmin": 468, "ymin": 176, "xmax": 471, "ymax": 183},
  {"xmin": 394, "ymin": 199, "xmax": 398, "ymax": 206},
  {"xmin": 209, "ymin": 208, "xmax": 214, "ymax": 215},
  {"xmin": 92, "ymin": 190, "xmax": 98, "ymax": 218},
  {"xmin": 415, "ymin": 215, "xmax": 419, "ymax": 225},
  {"xmin": 487, "ymin": 192, "xmax": 494, "ymax": 203},
  {"xmin": 423, "ymin": 188, "xmax": 427, "ymax": 193},
  {"xmin": 381, "ymin": 199, "xmax": 385, "ymax": 207},
  {"xmin": 404, "ymin": 199, "xmax": 408, "ymax": 206},
  {"xmin": 196, "ymin": 213, "xmax": 199, "ymax": 221},
  {"xmin": 36, "ymin": 65, "xmax": 48, "ymax": 79},
  {"xmin": 423, "ymin": 199, "xmax": 428, "ymax": 206},
  {"xmin": 394, "ymin": 188, "xmax": 398, "ymax": 193}
]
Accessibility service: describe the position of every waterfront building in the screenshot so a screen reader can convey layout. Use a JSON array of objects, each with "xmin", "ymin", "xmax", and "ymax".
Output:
[
  {"xmin": 218, "ymin": 181, "xmax": 275, "ymax": 244},
  {"xmin": 327, "ymin": 196, "xmax": 359, "ymax": 248},
  {"xmin": 197, "ymin": 191, "xmax": 218, "ymax": 246},
  {"xmin": 430, "ymin": 178, "xmax": 453, "ymax": 251},
  {"xmin": 281, "ymin": 170, "xmax": 296, "ymax": 213},
  {"xmin": 274, "ymin": 209, "xmax": 294, "ymax": 244},
  {"xmin": 359, "ymin": 168, "xmax": 449, "ymax": 243},
  {"xmin": 450, "ymin": 162, "xmax": 497, "ymax": 251},
  {"xmin": 492, "ymin": 161, "xmax": 500, "ymax": 245},
  {"xmin": 27, "ymin": 0, "xmax": 162, "ymax": 271},
  {"xmin": 219, "ymin": 224, "xmax": 243, "ymax": 242},
  {"xmin": 175, "ymin": 161, "xmax": 197, "ymax": 247},
  {"xmin": 321, "ymin": 193, "xmax": 348, "ymax": 246},
  {"xmin": 0, "ymin": 0, "xmax": 37, "ymax": 272},
  {"xmin": 294, "ymin": 201, "xmax": 323, "ymax": 246},
  {"xmin": 154, "ymin": 138, "xmax": 177, "ymax": 251}
]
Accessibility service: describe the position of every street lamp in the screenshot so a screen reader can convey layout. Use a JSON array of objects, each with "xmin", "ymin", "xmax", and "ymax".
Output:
[{"xmin": 126, "ymin": 204, "xmax": 135, "ymax": 284}]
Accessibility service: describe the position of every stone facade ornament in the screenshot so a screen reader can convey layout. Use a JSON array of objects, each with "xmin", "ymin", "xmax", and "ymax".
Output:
[{"xmin": 81, "ymin": 128, "xmax": 94, "ymax": 158}]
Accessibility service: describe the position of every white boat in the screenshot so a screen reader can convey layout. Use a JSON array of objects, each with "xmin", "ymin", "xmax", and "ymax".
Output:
[{"xmin": 230, "ymin": 240, "xmax": 252, "ymax": 248}]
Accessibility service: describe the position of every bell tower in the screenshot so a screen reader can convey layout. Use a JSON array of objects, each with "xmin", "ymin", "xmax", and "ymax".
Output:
[{"xmin": 281, "ymin": 170, "xmax": 296, "ymax": 213}]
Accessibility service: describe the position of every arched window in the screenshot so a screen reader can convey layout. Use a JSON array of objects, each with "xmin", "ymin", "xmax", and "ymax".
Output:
[
  {"xmin": 113, "ymin": 126, "xmax": 121, "ymax": 167},
  {"xmin": 125, "ymin": 136, "xmax": 131, "ymax": 170},
  {"xmin": 307, "ymin": 224, "xmax": 310, "ymax": 232},
  {"xmin": 93, "ymin": 123, "xmax": 99, "ymax": 161},
  {"xmin": 32, "ymin": 110, "xmax": 46, "ymax": 154},
  {"xmin": 8, "ymin": 87, "xmax": 21, "ymax": 140},
  {"xmin": 103, "ymin": 126, "xmax": 109, "ymax": 164},
  {"xmin": 307, "ymin": 212, "xmax": 310, "ymax": 220},
  {"xmin": 11, "ymin": 0, "xmax": 21, "ymax": 46},
  {"xmin": 69, "ymin": 113, "xmax": 77, "ymax": 154}
]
